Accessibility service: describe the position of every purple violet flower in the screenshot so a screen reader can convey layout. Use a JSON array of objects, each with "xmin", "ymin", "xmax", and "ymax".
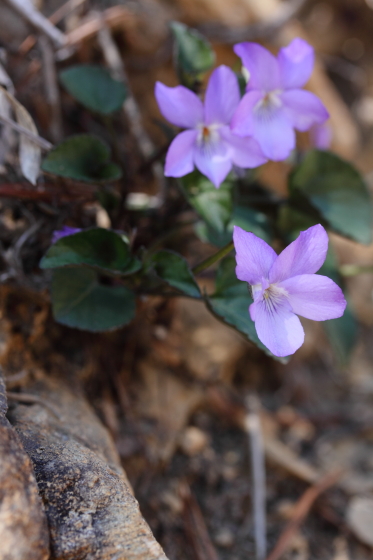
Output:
[
  {"xmin": 155, "ymin": 65, "xmax": 267, "ymax": 188},
  {"xmin": 231, "ymin": 38, "xmax": 329, "ymax": 161},
  {"xmin": 52, "ymin": 226, "xmax": 81, "ymax": 244},
  {"xmin": 233, "ymin": 224, "xmax": 346, "ymax": 357}
]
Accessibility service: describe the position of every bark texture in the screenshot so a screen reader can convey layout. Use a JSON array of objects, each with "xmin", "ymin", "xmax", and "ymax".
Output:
[
  {"xmin": 0, "ymin": 372, "xmax": 50, "ymax": 560},
  {"xmin": 7, "ymin": 377, "xmax": 168, "ymax": 560}
]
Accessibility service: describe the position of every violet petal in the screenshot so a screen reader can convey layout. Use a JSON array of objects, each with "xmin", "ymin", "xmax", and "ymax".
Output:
[
  {"xmin": 234, "ymin": 42, "xmax": 280, "ymax": 92},
  {"xmin": 280, "ymin": 274, "xmax": 347, "ymax": 321},
  {"xmin": 269, "ymin": 224, "xmax": 329, "ymax": 283},
  {"xmin": 233, "ymin": 226, "xmax": 277, "ymax": 285},
  {"xmin": 164, "ymin": 129, "xmax": 197, "ymax": 177},
  {"xmin": 155, "ymin": 82, "xmax": 204, "ymax": 128},
  {"xmin": 278, "ymin": 38, "xmax": 315, "ymax": 90},
  {"xmin": 204, "ymin": 65, "xmax": 240, "ymax": 125},
  {"xmin": 281, "ymin": 89, "xmax": 329, "ymax": 132}
]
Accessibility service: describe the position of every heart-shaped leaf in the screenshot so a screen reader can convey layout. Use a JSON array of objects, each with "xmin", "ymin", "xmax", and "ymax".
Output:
[
  {"xmin": 41, "ymin": 228, "xmax": 141, "ymax": 275},
  {"xmin": 151, "ymin": 250, "xmax": 201, "ymax": 298},
  {"xmin": 51, "ymin": 267, "xmax": 136, "ymax": 331},
  {"xmin": 170, "ymin": 22, "xmax": 215, "ymax": 87},
  {"xmin": 196, "ymin": 205, "xmax": 272, "ymax": 247},
  {"xmin": 42, "ymin": 135, "xmax": 122, "ymax": 182},
  {"xmin": 319, "ymin": 248, "xmax": 358, "ymax": 364},
  {"xmin": 290, "ymin": 150, "xmax": 372, "ymax": 244},
  {"xmin": 60, "ymin": 65, "xmax": 127, "ymax": 115},
  {"xmin": 180, "ymin": 171, "xmax": 233, "ymax": 233},
  {"xmin": 206, "ymin": 256, "xmax": 283, "ymax": 360}
]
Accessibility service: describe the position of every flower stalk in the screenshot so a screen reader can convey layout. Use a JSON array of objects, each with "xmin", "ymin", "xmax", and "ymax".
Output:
[{"xmin": 192, "ymin": 241, "xmax": 234, "ymax": 275}]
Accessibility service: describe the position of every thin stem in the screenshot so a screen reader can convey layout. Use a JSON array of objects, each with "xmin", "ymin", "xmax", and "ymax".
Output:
[
  {"xmin": 339, "ymin": 264, "xmax": 373, "ymax": 277},
  {"xmin": 192, "ymin": 241, "xmax": 234, "ymax": 276}
]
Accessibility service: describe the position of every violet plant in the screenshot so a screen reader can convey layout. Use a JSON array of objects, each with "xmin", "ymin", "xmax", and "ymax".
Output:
[{"xmin": 40, "ymin": 24, "xmax": 372, "ymax": 362}]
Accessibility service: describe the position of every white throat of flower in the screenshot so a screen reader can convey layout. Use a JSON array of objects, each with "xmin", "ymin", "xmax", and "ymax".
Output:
[
  {"xmin": 196, "ymin": 123, "xmax": 221, "ymax": 153},
  {"xmin": 252, "ymin": 280, "xmax": 288, "ymax": 313},
  {"xmin": 255, "ymin": 90, "xmax": 283, "ymax": 117}
]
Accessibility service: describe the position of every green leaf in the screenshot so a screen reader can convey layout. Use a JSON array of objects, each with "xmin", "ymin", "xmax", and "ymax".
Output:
[
  {"xmin": 151, "ymin": 250, "xmax": 201, "ymax": 298},
  {"xmin": 170, "ymin": 22, "xmax": 215, "ymax": 86},
  {"xmin": 196, "ymin": 205, "xmax": 272, "ymax": 247},
  {"xmin": 60, "ymin": 65, "xmax": 127, "ymax": 115},
  {"xmin": 51, "ymin": 267, "xmax": 136, "ymax": 331},
  {"xmin": 319, "ymin": 247, "xmax": 358, "ymax": 364},
  {"xmin": 42, "ymin": 135, "xmax": 122, "ymax": 183},
  {"xmin": 290, "ymin": 150, "xmax": 372, "ymax": 244},
  {"xmin": 207, "ymin": 256, "xmax": 283, "ymax": 360},
  {"xmin": 180, "ymin": 171, "xmax": 233, "ymax": 233},
  {"xmin": 41, "ymin": 228, "xmax": 140, "ymax": 275},
  {"xmin": 323, "ymin": 302, "xmax": 358, "ymax": 365}
]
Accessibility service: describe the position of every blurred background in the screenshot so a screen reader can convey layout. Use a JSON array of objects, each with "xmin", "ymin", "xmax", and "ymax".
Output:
[{"xmin": 2, "ymin": 1, "xmax": 373, "ymax": 559}]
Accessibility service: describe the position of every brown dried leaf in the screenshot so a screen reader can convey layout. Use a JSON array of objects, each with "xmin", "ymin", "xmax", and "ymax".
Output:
[{"xmin": 0, "ymin": 85, "xmax": 41, "ymax": 184}]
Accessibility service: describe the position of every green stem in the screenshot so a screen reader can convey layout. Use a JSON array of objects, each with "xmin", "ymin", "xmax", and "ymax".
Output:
[
  {"xmin": 192, "ymin": 241, "xmax": 234, "ymax": 275},
  {"xmin": 339, "ymin": 264, "xmax": 373, "ymax": 277}
]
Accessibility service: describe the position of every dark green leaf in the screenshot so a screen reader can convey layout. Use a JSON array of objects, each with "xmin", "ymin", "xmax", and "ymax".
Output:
[
  {"xmin": 151, "ymin": 250, "xmax": 201, "ymax": 298},
  {"xmin": 180, "ymin": 171, "xmax": 233, "ymax": 233},
  {"xmin": 170, "ymin": 22, "xmax": 215, "ymax": 86},
  {"xmin": 42, "ymin": 135, "xmax": 122, "ymax": 182},
  {"xmin": 323, "ymin": 302, "xmax": 358, "ymax": 365},
  {"xmin": 319, "ymin": 247, "xmax": 358, "ymax": 364},
  {"xmin": 51, "ymin": 267, "xmax": 136, "ymax": 331},
  {"xmin": 290, "ymin": 150, "xmax": 372, "ymax": 244},
  {"xmin": 207, "ymin": 256, "xmax": 283, "ymax": 360},
  {"xmin": 41, "ymin": 228, "xmax": 140, "ymax": 275},
  {"xmin": 60, "ymin": 65, "xmax": 127, "ymax": 115},
  {"xmin": 196, "ymin": 205, "xmax": 272, "ymax": 247}
]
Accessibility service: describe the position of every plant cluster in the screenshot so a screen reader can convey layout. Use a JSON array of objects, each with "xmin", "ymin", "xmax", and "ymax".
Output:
[{"xmin": 40, "ymin": 23, "xmax": 372, "ymax": 361}]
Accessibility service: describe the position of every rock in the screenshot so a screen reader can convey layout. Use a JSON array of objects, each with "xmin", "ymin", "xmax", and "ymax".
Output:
[
  {"xmin": 8, "ymin": 376, "xmax": 168, "ymax": 560},
  {"xmin": 0, "ymin": 371, "xmax": 49, "ymax": 560},
  {"xmin": 179, "ymin": 426, "xmax": 209, "ymax": 456}
]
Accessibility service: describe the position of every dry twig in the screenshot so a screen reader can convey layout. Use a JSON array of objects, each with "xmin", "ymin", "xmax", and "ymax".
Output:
[
  {"xmin": 265, "ymin": 471, "xmax": 343, "ymax": 560},
  {"xmin": 245, "ymin": 395, "xmax": 267, "ymax": 560},
  {"xmin": 0, "ymin": 113, "xmax": 53, "ymax": 150},
  {"xmin": 4, "ymin": 0, "xmax": 67, "ymax": 48},
  {"xmin": 179, "ymin": 482, "xmax": 219, "ymax": 560}
]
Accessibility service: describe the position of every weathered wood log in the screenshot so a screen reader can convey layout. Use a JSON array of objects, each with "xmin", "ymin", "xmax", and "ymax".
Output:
[
  {"xmin": 7, "ymin": 376, "xmax": 168, "ymax": 560},
  {"xmin": 0, "ymin": 371, "xmax": 50, "ymax": 560}
]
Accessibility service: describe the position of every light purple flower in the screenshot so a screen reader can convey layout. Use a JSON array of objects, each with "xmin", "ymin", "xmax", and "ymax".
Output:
[
  {"xmin": 52, "ymin": 226, "xmax": 81, "ymax": 244},
  {"xmin": 231, "ymin": 38, "xmax": 329, "ymax": 161},
  {"xmin": 155, "ymin": 65, "xmax": 267, "ymax": 188},
  {"xmin": 233, "ymin": 224, "xmax": 346, "ymax": 357},
  {"xmin": 310, "ymin": 122, "xmax": 332, "ymax": 150}
]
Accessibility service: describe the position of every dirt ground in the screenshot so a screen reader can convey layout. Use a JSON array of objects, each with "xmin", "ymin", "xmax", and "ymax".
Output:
[{"xmin": 2, "ymin": 0, "xmax": 373, "ymax": 559}]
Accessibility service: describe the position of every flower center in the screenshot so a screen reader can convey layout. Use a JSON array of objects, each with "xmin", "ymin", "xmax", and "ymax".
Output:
[
  {"xmin": 252, "ymin": 280, "xmax": 288, "ymax": 313},
  {"xmin": 255, "ymin": 90, "xmax": 283, "ymax": 116},
  {"xmin": 262, "ymin": 283, "xmax": 288, "ymax": 312}
]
